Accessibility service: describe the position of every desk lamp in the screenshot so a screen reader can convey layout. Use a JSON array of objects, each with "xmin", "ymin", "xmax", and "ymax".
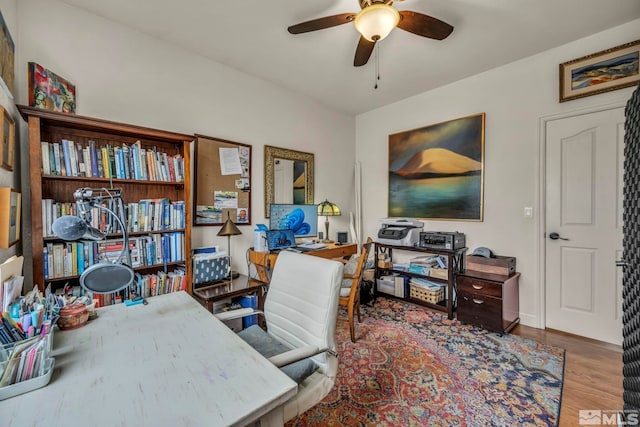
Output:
[
  {"xmin": 217, "ymin": 212, "xmax": 242, "ymax": 280},
  {"xmin": 51, "ymin": 188, "xmax": 138, "ymax": 298},
  {"xmin": 317, "ymin": 199, "xmax": 341, "ymax": 243}
]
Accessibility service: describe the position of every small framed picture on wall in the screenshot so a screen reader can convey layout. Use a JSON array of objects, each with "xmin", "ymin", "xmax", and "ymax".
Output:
[{"xmin": 0, "ymin": 105, "xmax": 15, "ymax": 170}]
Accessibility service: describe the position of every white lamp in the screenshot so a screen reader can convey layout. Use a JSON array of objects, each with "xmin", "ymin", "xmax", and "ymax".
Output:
[{"xmin": 354, "ymin": 3, "xmax": 400, "ymax": 42}]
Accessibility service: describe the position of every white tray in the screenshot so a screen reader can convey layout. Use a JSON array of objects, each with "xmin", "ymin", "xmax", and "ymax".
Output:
[{"xmin": 0, "ymin": 357, "xmax": 55, "ymax": 400}]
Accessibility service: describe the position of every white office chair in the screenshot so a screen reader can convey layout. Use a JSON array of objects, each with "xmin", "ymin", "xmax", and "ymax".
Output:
[{"xmin": 216, "ymin": 251, "xmax": 344, "ymax": 422}]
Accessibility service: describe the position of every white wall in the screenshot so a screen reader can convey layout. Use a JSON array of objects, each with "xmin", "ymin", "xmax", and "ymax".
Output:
[
  {"xmin": 15, "ymin": 0, "xmax": 355, "ymax": 287},
  {"xmin": 0, "ymin": 0, "xmax": 19, "ymax": 264},
  {"xmin": 356, "ymin": 19, "xmax": 640, "ymax": 327}
]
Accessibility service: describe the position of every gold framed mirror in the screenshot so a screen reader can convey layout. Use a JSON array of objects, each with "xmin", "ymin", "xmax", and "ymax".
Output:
[{"xmin": 264, "ymin": 145, "xmax": 314, "ymax": 217}]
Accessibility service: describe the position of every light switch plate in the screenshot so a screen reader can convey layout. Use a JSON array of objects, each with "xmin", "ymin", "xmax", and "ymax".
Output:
[{"xmin": 524, "ymin": 206, "xmax": 533, "ymax": 218}]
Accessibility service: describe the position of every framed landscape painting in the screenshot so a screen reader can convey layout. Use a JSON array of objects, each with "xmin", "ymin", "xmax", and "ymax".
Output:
[
  {"xmin": 388, "ymin": 113, "xmax": 485, "ymax": 221},
  {"xmin": 560, "ymin": 40, "xmax": 640, "ymax": 102}
]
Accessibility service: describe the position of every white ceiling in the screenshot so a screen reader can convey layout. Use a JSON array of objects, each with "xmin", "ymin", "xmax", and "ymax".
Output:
[{"xmin": 58, "ymin": 0, "xmax": 640, "ymax": 115}]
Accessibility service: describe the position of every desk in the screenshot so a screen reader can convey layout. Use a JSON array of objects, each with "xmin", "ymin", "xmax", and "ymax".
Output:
[
  {"xmin": 1, "ymin": 292, "xmax": 297, "ymax": 427},
  {"xmin": 193, "ymin": 274, "xmax": 267, "ymax": 314},
  {"xmin": 248, "ymin": 243, "xmax": 357, "ymax": 283}
]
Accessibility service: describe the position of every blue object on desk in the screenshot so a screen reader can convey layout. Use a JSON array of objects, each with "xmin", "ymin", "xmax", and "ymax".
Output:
[
  {"xmin": 124, "ymin": 298, "xmax": 144, "ymax": 307},
  {"xmin": 237, "ymin": 295, "xmax": 257, "ymax": 329}
]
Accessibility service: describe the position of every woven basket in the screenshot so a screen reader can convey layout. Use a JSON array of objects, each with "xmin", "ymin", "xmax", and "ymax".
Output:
[
  {"xmin": 410, "ymin": 285, "xmax": 445, "ymax": 304},
  {"xmin": 363, "ymin": 269, "xmax": 375, "ymax": 281}
]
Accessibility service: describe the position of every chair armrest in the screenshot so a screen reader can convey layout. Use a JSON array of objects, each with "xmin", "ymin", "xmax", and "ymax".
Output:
[
  {"xmin": 268, "ymin": 345, "xmax": 330, "ymax": 368},
  {"xmin": 343, "ymin": 273, "xmax": 357, "ymax": 279},
  {"xmin": 214, "ymin": 308, "xmax": 263, "ymax": 322}
]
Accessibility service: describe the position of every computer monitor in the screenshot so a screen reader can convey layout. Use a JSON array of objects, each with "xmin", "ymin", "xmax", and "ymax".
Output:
[{"xmin": 269, "ymin": 204, "xmax": 318, "ymax": 237}]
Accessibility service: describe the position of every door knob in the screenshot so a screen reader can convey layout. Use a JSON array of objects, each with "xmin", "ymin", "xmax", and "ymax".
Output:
[
  {"xmin": 616, "ymin": 260, "xmax": 628, "ymax": 267},
  {"xmin": 548, "ymin": 232, "xmax": 569, "ymax": 241}
]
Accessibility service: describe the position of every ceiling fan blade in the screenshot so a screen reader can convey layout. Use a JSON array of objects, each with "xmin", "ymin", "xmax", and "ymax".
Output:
[
  {"xmin": 354, "ymin": 36, "xmax": 376, "ymax": 67},
  {"xmin": 397, "ymin": 11, "xmax": 454, "ymax": 40},
  {"xmin": 288, "ymin": 13, "xmax": 356, "ymax": 34}
]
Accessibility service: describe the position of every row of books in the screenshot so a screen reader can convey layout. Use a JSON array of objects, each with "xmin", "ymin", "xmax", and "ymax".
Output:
[
  {"xmin": 43, "ymin": 233, "xmax": 185, "ymax": 280},
  {"xmin": 42, "ymin": 198, "xmax": 186, "ymax": 238},
  {"xmin": 40, "ymin": 139, "xmax": 184, "ymax": 182},
  {"xmin": 136, "ymin": 270, "xmax": 187, "ymax": 298},
  {"xmin": 90, "ymin": 269, "xmax": 186, "ymax": 307}
]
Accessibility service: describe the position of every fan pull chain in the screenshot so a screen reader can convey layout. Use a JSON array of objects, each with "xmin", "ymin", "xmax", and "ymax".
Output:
[{"xmin": 374, "ymin": 42, "xmax": 380, "ymax": 89}]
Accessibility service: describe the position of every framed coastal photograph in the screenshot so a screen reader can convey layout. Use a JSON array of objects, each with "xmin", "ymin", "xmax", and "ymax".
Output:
[
  {"xmin": 0, "ymin": 105, "xmax": 14, "ymax": 171},
  {"xmin": 388, "ymin": 113, "xmax": 485, "ymax": 221},
  {"xmin": 560, "ymin": 40, "xmax": 640, "ymax": 102}
]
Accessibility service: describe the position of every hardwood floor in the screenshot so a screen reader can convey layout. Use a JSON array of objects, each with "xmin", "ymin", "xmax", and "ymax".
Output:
[{"xmin": 511, "ymin": 324, "xmax": 623, "ymax": 427}]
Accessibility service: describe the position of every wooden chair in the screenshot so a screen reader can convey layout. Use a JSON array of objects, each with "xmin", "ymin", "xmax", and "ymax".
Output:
[{"xmin": 339, "ymin": 240, "xmax": 373, "ymax": 342}]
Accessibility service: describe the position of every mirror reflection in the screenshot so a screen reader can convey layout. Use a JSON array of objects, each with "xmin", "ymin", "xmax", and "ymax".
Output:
[{"xmin": 264, "ymin": 145, "xmax": 314, "ymax": 217}]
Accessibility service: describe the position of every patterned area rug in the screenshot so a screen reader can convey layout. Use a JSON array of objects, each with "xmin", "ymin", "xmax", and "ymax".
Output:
[{"xmin": 287, "ymin": 298, "xmax": 565, "ymax": 427}]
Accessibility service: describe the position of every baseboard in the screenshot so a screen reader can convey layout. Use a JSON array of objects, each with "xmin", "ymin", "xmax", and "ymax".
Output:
[{"xmin": 518, "ymin": 312, "xmax": 539, "ymax": 328}]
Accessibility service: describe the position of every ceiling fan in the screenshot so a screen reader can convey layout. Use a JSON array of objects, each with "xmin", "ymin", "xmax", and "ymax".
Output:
[{"xmin": 287, "ymin": 0, "xmax": 454, "ymax": 67}]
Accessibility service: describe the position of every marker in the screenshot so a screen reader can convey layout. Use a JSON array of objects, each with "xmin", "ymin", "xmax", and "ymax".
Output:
[{"xmin": 22, "ymin": 314, "xmax": 31, "ymax": 332}]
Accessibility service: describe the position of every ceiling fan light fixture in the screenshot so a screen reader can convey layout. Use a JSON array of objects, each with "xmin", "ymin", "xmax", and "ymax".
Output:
[{"xmin": 354, "ymin": 4, "xmax": 400, "ymax": 42}]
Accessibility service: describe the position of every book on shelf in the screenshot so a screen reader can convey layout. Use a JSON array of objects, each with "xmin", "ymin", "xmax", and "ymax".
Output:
[
  {"xmin": 39, "ymin": 139, "xmax": 185, "ymax": 182},
  {"xmin": 43, "ymin": 233, "xmax": 185, "ymax": 280}
]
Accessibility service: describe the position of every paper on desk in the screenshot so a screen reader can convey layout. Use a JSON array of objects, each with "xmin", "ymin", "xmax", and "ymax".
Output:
[
  {"xmin": 0, "ymin": 256, "xmax": 24, "ymax": 311},
  {"xmin": 2, "ymin": 276, "xmax": 24, "ymax": 312}
]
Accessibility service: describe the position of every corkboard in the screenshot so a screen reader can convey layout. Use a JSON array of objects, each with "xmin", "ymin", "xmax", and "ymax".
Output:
[{"xmin": 193, "ymin": 134, "xmax": 251, "ymax": 226}]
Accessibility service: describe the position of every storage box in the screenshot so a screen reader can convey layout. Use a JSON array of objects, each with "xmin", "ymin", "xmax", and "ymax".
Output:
[
  {"xmin": 429, "ymin": 268, "xmax": 448, "ymax": 280},
  {"xmin": 466, "ymin": 255, "xmax": 516, "ymax": 276},
  {"xmin": 193, "ymin": 255, "xmax": 229, "ymax": 285},
  {"xmin": 376, "ymin": 278, "xmax": 395, "ymax": 295},
  {"xmin": 410, "ymin": 284, "xmax": 445, "ymax": 304}
]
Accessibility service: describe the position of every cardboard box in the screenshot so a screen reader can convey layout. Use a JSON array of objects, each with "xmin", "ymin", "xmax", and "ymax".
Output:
[{"xmin": 466, "ymin": 255, "xmax": 516, "ymax": 276}]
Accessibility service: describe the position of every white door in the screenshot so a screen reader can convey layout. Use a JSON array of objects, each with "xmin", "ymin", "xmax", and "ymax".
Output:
[
  {"xmin": 545, "ymin": 107, "xmax": 624, "ymax": 345},
  {"xmin": 273, "ymin": 159, "xmax": 294, "ymax": 203}
]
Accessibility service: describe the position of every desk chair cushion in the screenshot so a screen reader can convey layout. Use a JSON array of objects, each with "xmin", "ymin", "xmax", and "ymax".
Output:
[
  {"xmin": 238, "ymin": 324, "xmax": 318, "ymax": 384},
  {"xmin": 340, "ymin": 253, "xmax": 374, "ymax": 296},
  {"xmin": 340, "ymin": 254, "xmax": 360, "ymax": 294}
]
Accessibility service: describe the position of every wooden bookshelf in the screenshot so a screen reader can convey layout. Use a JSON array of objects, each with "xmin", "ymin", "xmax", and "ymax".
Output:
[{"xmin": 18, "ymin": 106, "xmax": 193, "ymax": 295}]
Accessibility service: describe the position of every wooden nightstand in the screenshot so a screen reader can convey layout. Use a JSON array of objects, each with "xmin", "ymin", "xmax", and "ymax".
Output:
[{"xmin": 456, "ymin": 270, "xmax": 520, "ymax": 334}]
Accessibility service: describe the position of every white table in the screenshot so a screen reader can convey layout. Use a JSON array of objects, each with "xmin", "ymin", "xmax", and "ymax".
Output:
[{"xmin": 1, "ymin": 291, "xmax": 297, "ymax": 427}]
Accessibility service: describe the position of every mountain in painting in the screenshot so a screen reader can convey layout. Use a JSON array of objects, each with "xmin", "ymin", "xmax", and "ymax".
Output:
[
  {"xmin": 393, "ymin": 148, "xmax": 481, "ymax": 178},
  {"xmin": 293, "ymin": 171, "xmax": 305, "ymax": 189}
]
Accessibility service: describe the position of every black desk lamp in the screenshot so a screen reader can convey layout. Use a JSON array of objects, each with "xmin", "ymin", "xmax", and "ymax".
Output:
[{"xmin": 217, "ymin": 212, "xmax": 242, "ymax": 279}]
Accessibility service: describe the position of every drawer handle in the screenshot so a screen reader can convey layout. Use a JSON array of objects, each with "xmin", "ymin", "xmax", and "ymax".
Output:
[
  {"xmin": 472, "ymin": 284, "xmax": 483, "ymax": 290},
  {"xmin": 472, "ymin": 299, "xmax": 484, "ymax": 304}
]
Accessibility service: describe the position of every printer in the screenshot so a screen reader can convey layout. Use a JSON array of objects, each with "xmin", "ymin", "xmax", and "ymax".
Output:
[{"xmin": 377, "ymin": 218, "xmax": 424, "ymax": 247}]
